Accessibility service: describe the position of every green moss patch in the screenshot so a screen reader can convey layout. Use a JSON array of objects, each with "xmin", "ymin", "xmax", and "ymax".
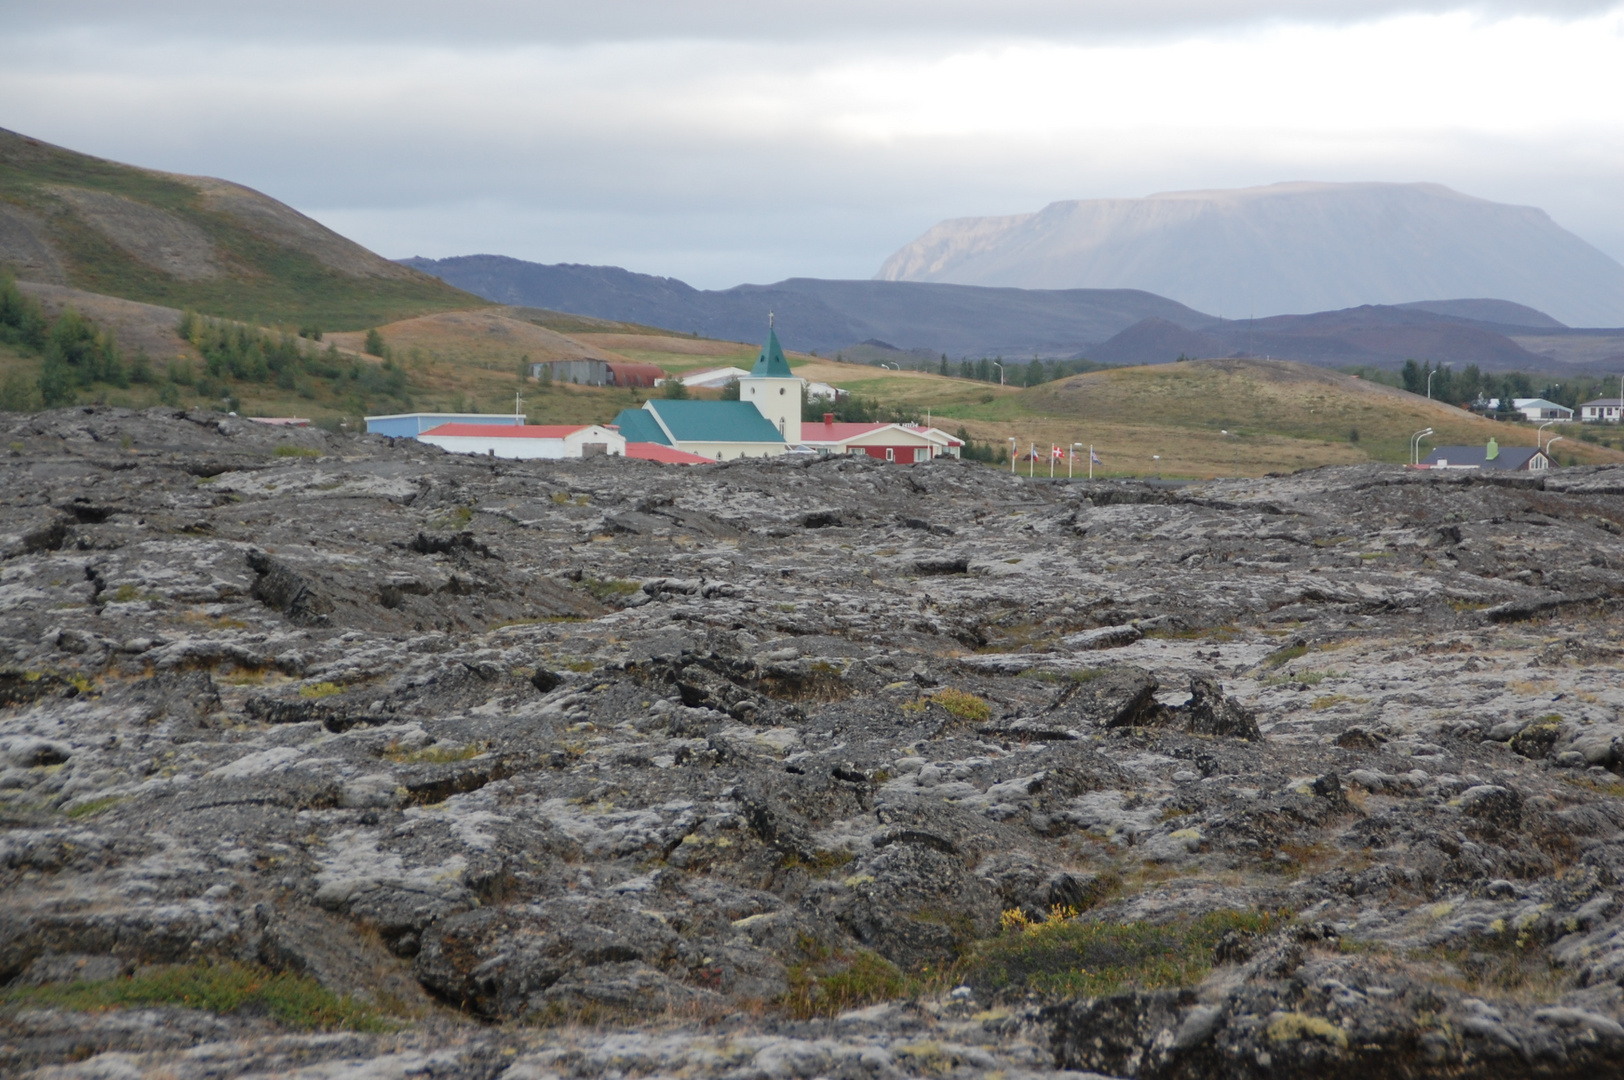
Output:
[
  {"xmin": 957, "ymin": 909, "xmax": 1283, "ymax": 1001},
  {"xmin": 0, "ymin": 961, "xmax": 388, "ymax": 1031}
]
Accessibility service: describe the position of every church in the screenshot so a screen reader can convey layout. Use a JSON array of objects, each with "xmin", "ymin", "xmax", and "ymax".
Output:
[{"xmin": 611, "ymin": 323, "xmax": 803, "ymax": 460}]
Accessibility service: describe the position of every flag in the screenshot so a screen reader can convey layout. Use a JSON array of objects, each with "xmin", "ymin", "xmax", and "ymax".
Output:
[
  {"xmin": 1090, "ymin": 449, "xmax": 1102, "ymax": 464},
  {"xmin": 1052, "ymin": 445, "xmax": 1063, "ymax": 459}
]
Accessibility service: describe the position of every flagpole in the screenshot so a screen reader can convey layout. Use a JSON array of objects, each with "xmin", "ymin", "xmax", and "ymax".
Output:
[
  {"xmin": 1029, "ymin": 443, "xmax": 1034, "ymax": 478},
  {"xmin": 1089, "ymin": 444, "xmax": 1094, "ymax": 480},
  {"xmin": 1049, "ymin": 447, "xmax": 1054, "ymax": 479}
]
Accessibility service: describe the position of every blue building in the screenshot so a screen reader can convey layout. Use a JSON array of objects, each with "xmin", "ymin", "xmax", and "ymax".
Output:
[{"xmin": 364, "ymin": 412, "xmax": 523, "ymax": 438}]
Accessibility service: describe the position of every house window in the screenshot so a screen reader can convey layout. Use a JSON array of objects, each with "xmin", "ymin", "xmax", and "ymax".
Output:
[
  {"xmin": 914, "ymin": 447, "xmax": 929, "ymax": 462},
  {"xmin": 886, "ymin": 448, "xmax": 895, "ymax": 462}
]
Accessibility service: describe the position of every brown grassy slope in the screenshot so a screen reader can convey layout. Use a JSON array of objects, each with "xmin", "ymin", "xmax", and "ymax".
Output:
[{"xmin": 937, "ymin": 358, "xmax": 1624, "ymax": 478}]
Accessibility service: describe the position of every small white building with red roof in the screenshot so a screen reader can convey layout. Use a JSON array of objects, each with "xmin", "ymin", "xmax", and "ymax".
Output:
[
  {"xmin": 798, "ymin": 414, "xmax": 963, "ymax": 463},
  {"xmin": 418, "ymin": 423, "xmax": 627, "ymax": 459}
]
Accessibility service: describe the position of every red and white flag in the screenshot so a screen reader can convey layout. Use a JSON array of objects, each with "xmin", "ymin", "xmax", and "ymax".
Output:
[{"xmin": 1051, "ymin": 445, "xmax": 1063, "ymax": 459}]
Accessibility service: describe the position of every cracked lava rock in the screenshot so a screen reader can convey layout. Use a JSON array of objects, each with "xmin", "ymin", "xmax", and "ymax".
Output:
[{"xmin": 3, "ymin": 405, "xmax": 1624, "ymax": 1078}]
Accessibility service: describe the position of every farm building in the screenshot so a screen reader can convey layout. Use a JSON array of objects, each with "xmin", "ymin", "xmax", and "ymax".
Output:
[
  {"xmin": 1510, "ymin": 398, "xmax": 1573, "ymax": 423},
  {"xmin": 365, "ymin": 412, "xmax": 523, "ymax": 438},
  {"xmin": 418, "ymin": 423, "xmax": 627, "ymax": 460},
  {"xmin": 530, "ymin": 359, "xmax": 664, "ymax": 388}
]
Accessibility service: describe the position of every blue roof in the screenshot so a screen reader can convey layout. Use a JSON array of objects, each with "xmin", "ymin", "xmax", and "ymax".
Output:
[
  {"xmin": 750, "ymin": 327, "xmax": 795, "ymax": 378},
  {"xmin": 611, "ymin": 408, "xmax": 671, "ymax": 446},
  {"xmin": 645, "ymin": 400, "xmax": 785, "ymax": 443}
]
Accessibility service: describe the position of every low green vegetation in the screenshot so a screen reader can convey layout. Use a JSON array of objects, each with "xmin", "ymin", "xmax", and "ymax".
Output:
[
  {"xmin": 582, "ymin": 577, "xmax": 640, "ymax": 602},
  {"xmin": 782, "ymin": 944, "xmax": 913, "ymax": 1019},
  {"xmin": 0, "ymin": 961, "xmax": 387, "ymax": 1031},
  {"xmin": 930, "ymin": 688, "xmax": 992, "ymax": 723},
  {"xmin": 956, "ymin": 909, "xmax": 1283, "ymax": 1001}
]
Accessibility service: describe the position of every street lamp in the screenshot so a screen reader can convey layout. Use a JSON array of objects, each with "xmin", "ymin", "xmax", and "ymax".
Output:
[
  {"xmin": 1410, "ymin": 427, "xmax": 1433, "ymax": 465},
  {"xmin": 1537, "ymin": 421, "xmax": 1555, "ymax": 450},
  {"xmin": 992, "ymin": 361, "xmax": 1005, "ymax": 386},
  {"xmin": 1546, "ymin": 436, "xmax": 1564, "ymax": 463},
  {"xmin": 1221, "ymin": 429, "xmax": 1239, "ymax": 476},
  {"xmin": 1427, "ymin": 369, "xmax": 1436, "ymax": 399}
]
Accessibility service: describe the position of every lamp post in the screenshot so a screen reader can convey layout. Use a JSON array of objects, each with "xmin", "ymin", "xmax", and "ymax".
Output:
[
  {"xmin": 1410, "ymin": 427, "xmax": 1433, "ymax": 465},
  {"xmin": 1008, "ymin": 438, "xmax": 1016, "ymax": 474},
  {"xmin": 1546, "ymin": 436, "xmax": 1564, "ymax": 464},
  {"xmin": 992, "ymin": 361, "xmax": 1005, "ymax": 386},
  {"xmin": 1427, "ymin": 369, "xmax": 1436, "ymax": 399},
  {"xmin": 1538, "ymin": 421, "xmax": 1555, "ymax": 450},
  {"xmin": 1221, "ymin": 429, "xmax": 1239, "ymax": 476}
]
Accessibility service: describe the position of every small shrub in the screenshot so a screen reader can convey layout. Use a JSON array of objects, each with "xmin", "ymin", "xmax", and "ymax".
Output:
[
  {"xmin": 931, "ymin": 688, "xmax": 991, "ymax": 723},
  {"xmin": 273, "ymin": 445, "xmax": 321, "ymax": 458},
  {"xmin": 782, "ymin": 948, "xmax": 911, "ymax": 1019},
  {"xmin": 1262, "ymin": 642, "xmax": 1309, "ymax": 668},
  {"xmin": 298, "ymin": 681, "xmax": 344, "ymax": 698}
]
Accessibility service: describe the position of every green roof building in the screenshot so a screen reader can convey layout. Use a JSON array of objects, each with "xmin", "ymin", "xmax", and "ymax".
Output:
[{"xmin": 607, "ymin": 321, "xmax": 806, "ymax": 459}]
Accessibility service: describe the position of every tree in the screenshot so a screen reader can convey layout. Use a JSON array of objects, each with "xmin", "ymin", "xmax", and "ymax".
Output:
[
  {"xmin": 661, "ymin": 376, "xmax": 690, "ymax": 399},
  {"xmin": 364, "ymin": 328, "xmax": 386, "ymax": 357},
  {"xmin": 939, "ymin": 354, "xmax": 948, "ymax": 376},
  {"xmin": 721, "ymin": 378, "xmax": 740, "ymax": 401}
]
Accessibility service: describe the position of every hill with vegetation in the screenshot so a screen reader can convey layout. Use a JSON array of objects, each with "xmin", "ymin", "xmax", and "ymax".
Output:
[{"xmin": 0, "ymin": 127, "xmax": 482, "ymax": 330}]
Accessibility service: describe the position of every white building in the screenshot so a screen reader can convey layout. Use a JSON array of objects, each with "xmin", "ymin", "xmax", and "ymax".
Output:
[
  {"xmin": 1510, "ymin": 398, "xmax": 1573, "ymax": 422},
  {"xmin": 418, "ymin": 423, "xmax": 626, "ymax": 459},
  {"xmin": 1580, "ymin": 397, "xmax": 1624, "ymax": 423}
]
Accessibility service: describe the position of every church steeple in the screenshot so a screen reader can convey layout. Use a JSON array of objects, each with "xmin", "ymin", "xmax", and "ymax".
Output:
[
  {"xmin": 751, "ymin": 321, "xmax": 794, "ymax": 378},
  {"xmin": 738, "ymin": 314, "xmax": 804, "ymax": 444}
]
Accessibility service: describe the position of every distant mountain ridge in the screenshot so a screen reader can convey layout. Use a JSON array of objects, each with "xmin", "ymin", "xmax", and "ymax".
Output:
[
  {"xmin": 397, "ymin": 255, "xmax": 1217, "ymax": 356},
  {"xmin": 877, "ymin": 182, "xmax": 1624, "ymax": 328},
  {"xmin": 403, "ymin": 254, "xmax": 1624, "ymax": 373}
]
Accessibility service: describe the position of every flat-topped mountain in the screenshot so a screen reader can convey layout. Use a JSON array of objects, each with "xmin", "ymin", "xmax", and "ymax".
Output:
[{"xmin": 877, "ymin": 182, "xmax": 1624, "ymax": 328}]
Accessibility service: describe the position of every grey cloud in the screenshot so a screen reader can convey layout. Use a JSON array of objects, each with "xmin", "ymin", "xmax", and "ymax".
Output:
[{"xmin": 8, "ymin": 0, "xmax": 1620, "ymax": 44}]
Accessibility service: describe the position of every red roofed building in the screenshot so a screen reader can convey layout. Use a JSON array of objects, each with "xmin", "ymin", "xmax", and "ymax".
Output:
[
  {"xmin": 418, "ymin": 423, "xmax": 627, "ymax": 459},
  {"xmin": 798, "ymin": 415, "xmax": 963, "ymax": 463}
]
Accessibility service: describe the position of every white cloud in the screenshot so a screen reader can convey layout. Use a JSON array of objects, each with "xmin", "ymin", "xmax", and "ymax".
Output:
[{"xmin": 2, "ymin": 4, "xmax": 1622, "ymax": 288}]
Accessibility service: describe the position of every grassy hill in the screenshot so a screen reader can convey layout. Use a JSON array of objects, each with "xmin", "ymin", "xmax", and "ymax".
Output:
[{"xmin": 0, "ymin": 128, "xmax": 483, "ymax": 329}]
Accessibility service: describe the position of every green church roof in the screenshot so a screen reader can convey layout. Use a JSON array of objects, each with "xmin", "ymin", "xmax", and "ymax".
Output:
[
  {"xmin": 644, "ymin": 400, "xmax": 785, "ymax": 443},
  {"xmin": 611, "ymin": 408, "xmax": 671, "ymax": 446},
  {"xmin": 750, "ymin": 326, "xmax": 795, "ymax": 378}
]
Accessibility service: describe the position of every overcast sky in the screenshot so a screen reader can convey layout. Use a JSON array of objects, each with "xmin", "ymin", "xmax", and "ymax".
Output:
[{"xmin": 4, "ymin": 1, "xmax": 1623, "ymax": 288}]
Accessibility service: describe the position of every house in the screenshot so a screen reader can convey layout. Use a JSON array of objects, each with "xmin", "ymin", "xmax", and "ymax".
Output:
[
  {"xmin": 365, "ymin": 412, "xmax": 523, "ymax": 437},
  {"xmin": 1580, "ymin": 397, "xmax": 1624, "ymax": 423},
  {"xmin": 658, "ymin": 366, "xmax": 751, "ymax": 390},
  {"xmin": 1422, "ymin": 439, "xmax": 1549, "ymax": 472},
  {"xmin": 806, "ymin": 381, "xmax": 846, "ymax": 401},
  {"xmin": 418, "ymin": 423, "xmax": 626, "ymax": 459},
  {"xmin": 1510, "ymin": 398, "xmax": 1573, "ymax": 423},
  {"xmin": 610, "ymin": 325, "xmax": 802, "ymax": 459},
  {"xmin": 530, "ymin": 359, "xmax": 664, "ymax": 388},
  {"xmin": 798, "ymin": 416, "xmax": 963, "ymax": 463}
]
